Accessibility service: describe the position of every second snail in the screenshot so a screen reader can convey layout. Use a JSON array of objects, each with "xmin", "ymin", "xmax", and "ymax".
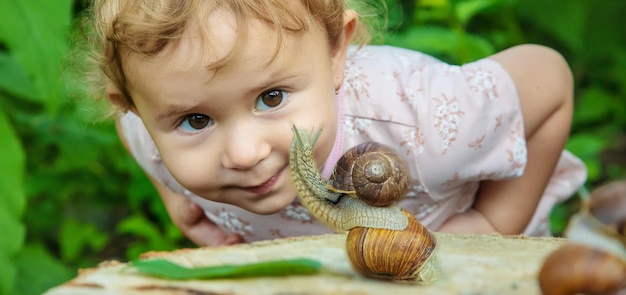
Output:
[
  {"xmin": 538, "ymin": 181, "xmax": 626, "ymax": 295},
  {"xmin": 289, "ymin": 126, "xmax": 439, "ymax": 282}
]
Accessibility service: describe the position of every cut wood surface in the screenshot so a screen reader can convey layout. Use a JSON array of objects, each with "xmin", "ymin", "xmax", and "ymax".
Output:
[{"xmin": 44, "ymin": 232, "xmax": 564, "ymax": 295}]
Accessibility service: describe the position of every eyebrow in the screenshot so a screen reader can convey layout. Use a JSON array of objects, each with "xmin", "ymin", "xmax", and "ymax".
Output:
[
  {"xmin": 246, "ymin": 70, "xmax": 303, "ymax": 95},
  {"xmin": 153, "ymin": 69, "xmax": 306, "ymax": 123},
  {"xmin": 154, "ymin": 104, "xmax": 198, "ymax": 123}
]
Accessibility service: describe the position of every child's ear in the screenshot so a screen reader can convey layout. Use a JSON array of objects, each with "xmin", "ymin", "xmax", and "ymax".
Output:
[
  {"xmin": 330, "ymin": 9, "xmax": 358, "ymax": 91},
  {"xmin": 106, "ymin": 84, "xmax": 137, "ymax": 114}
]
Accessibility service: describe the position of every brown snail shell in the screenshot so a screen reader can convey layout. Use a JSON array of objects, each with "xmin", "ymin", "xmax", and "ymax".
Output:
[
  {"xmin": 329, "ymin": 142, "xmax": 410, "ymax": 207},
  {"xmin": 538, "ymin": 243, "xmax": 626, "ymax": 295},
  {"xmin": 538, "ymin": 179, "xmax": 626, "ymax": 295},
  {"xmin": 346, "ymin": 209, "xmax": 438, "ymax": 282},
  {"xmin": 589, "ymin": 180, "xmax": 626, "ymax": 235}
]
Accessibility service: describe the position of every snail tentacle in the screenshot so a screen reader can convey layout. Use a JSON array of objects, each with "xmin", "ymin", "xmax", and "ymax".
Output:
[{"xmin": 289, "ymin": 127, "xmax": 342, "ymax": 204}]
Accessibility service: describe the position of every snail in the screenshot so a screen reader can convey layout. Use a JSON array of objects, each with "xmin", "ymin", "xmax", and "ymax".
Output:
[
  {"xmin": 328, "ymin": 140, "xmax": 410, "ymax": 207},
  {"xmin": 538, "ymin": 244, "xmax": 626, "ymax": 295},
  {"xmin": 538, "ymin": 180, "xmax": 626, "ymax": 295},
  {"xmin": 588, "ymin": 180, "xmax": 626, "ymax": 235},
  {"xmin": 289, "ymin": 126, "xmax": 438, "ymax": 282}
]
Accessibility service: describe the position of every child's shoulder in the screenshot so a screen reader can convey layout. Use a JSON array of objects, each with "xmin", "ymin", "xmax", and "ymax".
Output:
[{"xmin": 347, "ymin": 45, "xmax": 443, "ymax": 66}]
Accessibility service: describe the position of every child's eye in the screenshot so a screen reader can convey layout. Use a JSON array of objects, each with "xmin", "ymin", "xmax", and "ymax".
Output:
[
  {"xmin": 255, "ymin": 89, "xmax": 287, "ymax": 111},
  {"xmin": 178, "ymin": 113, "xmax": 213, "ymax": 132}
]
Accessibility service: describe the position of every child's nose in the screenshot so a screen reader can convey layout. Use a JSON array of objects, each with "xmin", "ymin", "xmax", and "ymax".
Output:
[{"xmin": 221, "ymin": 125, "xmax": 271, "ymax": 170}]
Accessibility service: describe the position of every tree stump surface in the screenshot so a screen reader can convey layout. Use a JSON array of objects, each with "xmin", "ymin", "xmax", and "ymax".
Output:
[{"xmin": 44, "ymin": 232, "xmax": 564, "ymax": 295}]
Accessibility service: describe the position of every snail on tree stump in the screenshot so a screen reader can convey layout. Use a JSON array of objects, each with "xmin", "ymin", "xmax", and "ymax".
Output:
[
  {"xmin": 538, "ymin": 180, "xmax": 626, "ymax": 295},
  {"xmin": 289, "ymin": 126, "xmax": 438, "ymax": 283}
]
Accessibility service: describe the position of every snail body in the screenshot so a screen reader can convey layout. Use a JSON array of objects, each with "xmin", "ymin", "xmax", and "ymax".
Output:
[{"xmin": 289, "ymin": 126, "xmax": 438, "ymax": 282}]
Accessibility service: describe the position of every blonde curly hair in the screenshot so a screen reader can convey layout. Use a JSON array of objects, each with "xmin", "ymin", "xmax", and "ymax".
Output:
[{"xmin": 86, "ymin": 0, "xmax": 372, "ymax": 111}]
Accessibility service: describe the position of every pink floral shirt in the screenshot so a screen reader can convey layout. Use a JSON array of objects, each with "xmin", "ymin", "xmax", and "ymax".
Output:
[{"xmin": 120, "ymin": 46, "xmax": 587, "ymax": 241}]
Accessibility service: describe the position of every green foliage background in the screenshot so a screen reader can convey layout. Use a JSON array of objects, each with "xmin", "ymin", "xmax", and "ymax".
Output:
[{"xmin": 0, "ymin": 0, "xmax": 624, "ymax": 294}]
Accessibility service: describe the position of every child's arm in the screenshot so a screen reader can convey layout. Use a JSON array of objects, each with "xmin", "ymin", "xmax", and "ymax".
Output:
[
  {"xmin": 439, "ymin": 44, "xmax": 574, "ymax": 235},
  {"xmin": 151, "ymin": 178, "xmax": 244, "ymax": 246}
]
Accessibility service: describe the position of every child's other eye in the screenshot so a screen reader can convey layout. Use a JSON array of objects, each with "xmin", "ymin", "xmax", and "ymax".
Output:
[
  {"xmin": 178, "ymin": 114, "xmax": 213, "ymax": 132},
  {"xmin": 255, "ymin": 89, "xmax": 287, "ymax": 111}
]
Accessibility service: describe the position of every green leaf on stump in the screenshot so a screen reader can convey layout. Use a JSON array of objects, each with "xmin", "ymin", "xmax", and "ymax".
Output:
[{"xmin": 131, "ymin": 258, "xmax": 322, "ymax": 280}]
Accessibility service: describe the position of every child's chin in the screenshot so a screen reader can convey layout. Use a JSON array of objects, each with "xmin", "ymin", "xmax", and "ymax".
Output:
[{"xmin": 250, "ymin": 194, "xmax": 296, "ymax": 215}]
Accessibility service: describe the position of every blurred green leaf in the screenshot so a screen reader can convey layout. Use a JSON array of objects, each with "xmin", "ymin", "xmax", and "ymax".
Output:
[
  {"xmin": 566, "ymin": 134, "xmax": 608, "ymax": 160},
  {"xmin": 14, "ymin": 244, "xmax": 72, "ymax": 295},
  {"xmin": 605, "ymin": 163, "xmax": 626, "ymax": 181},
  {"xmin": 117, "ymin": 215, "xmax": 179, "ymax": 259},
  {"xmin": 573, "ymin": 87, "xmax": 615, "ymax": 126},
  {"xmin": 566, "ymin": 134, "xmax": 609, "ymax": 181},
  {"xmin": 549, "ymin": 201, "xmax": 570, "ymax": 235},
  {"xmin": 0, "ymin": 105, "xmax": 25, "ymax": 295},
  {"xmin": 515, "ymin": 0, "xmax": 587, "ymax": 53},
  {"xmin": 580, "ymin": 1, "xmax": 626, "ymax": 61},
  {"xmin": 585, "ymin": 160, "xmax": 602, "ymax": 182},
  {"xmin": 0, "ymin": 0, "xmax": 73, "ymax": 112},
  {"xmin": 0, "ymin": 107, "xmax": 25, "ymax": 221},
  {"xmin": 454, "ymin": 0, "xmax": 510, "ymax": 26},
  {"xmin": 0, "ymin": 209, "xmax": 24, "ymax": 295},
  {"xmin": 0, "ymin": 52, "xmax": 40, "ymax": 102},
  {"xmin": 59, "ymin": 219, "xmax": 109, "ymax": 261},
  {"xmin": 421, "ymin": 0, "xmax": 450, "ymax": 6},
  {"xmin": 385, "ymin": 26, "xmax": 494, "ymax": 63}
]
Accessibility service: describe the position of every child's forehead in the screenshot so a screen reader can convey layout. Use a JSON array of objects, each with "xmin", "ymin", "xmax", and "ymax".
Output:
[
  {"xmin": 96, "ymin": 0, "xmax": 344, "ymax": 108},
  {"xmin": 125, "ymin": 6, "xmax": 319, "ymax": 72},
  {"xmin": 123, "ymin": 9, "xmax": 323, "ymax": 86}
]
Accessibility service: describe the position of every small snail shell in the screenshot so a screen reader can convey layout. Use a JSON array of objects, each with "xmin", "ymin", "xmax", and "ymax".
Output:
[
  {"xmin": 589, "ymin": 180, "xmax": 626, "ymax": 235},
  {"xmin": 329, "ymin": 142, "xmax": 410, "ymax": 207},
  {"xmin": 538, "ymin": 243, "xmax": 626, "ymax": 295},
  {"xmin": 538, "ymin": 179, "xmax": 626, "ymax": 295},
  {"xmin": 346, "ymin": 209, "xmax": 438, "ymax": 282}
]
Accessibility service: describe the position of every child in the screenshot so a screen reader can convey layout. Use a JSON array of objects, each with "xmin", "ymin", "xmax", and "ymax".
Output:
[{"xmin": 88, "ymin": 0, "xmax": 587, "ymax": 246}]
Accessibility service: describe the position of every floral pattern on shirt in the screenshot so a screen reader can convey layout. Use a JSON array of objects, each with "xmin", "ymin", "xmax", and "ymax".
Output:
[
  {"xmin": 343, "ymin": 115, "xmax": 372, "ymax": 138},
  {"xmin": 467, "ymin": 68, "xmax": 499, "ymax": 101},
  {"xmin": 280, "ymin": 202, "xmax": 314, "ymax": 224},
  {"xmin": 212, "ymin": 208, "xmax": 255, "ymax": 237},
  {"xmin": 508, "ymin": 122, "xmax": 527, "ymax": 177},
  {"xmin": 432, "ymin": 93, "xmax": 465, "ymax": 154},
  {"xmin": 343, "ymin": 53, "xmax": 371, "ymax": 101},
  {"xmin": 400, "ymin": 127, "xmax": 426, "ymax": 155}
]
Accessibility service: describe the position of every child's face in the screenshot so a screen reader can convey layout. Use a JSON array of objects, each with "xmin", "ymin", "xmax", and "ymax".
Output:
[{"xmin": 124, "ymin": 10, "xmax": 347, "ymax": 214}]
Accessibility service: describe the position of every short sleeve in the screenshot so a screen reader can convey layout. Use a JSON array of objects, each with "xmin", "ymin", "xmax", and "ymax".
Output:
[
  {"xmin": 413, "ymin": 58, "xmax": 526, "ymax": 200},
  {"xmin": 340, "ymin": 46, "xmax": 526, "ymax": 202},
  {"xmin": 119, "ymin": 112, "xmax": 187, "ymax": 194}
]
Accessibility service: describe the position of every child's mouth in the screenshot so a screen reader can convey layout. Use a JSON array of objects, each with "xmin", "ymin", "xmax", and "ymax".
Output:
[{"xmin": 242, "ymin": 169, "xmax": 283, "ymax": 195}]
